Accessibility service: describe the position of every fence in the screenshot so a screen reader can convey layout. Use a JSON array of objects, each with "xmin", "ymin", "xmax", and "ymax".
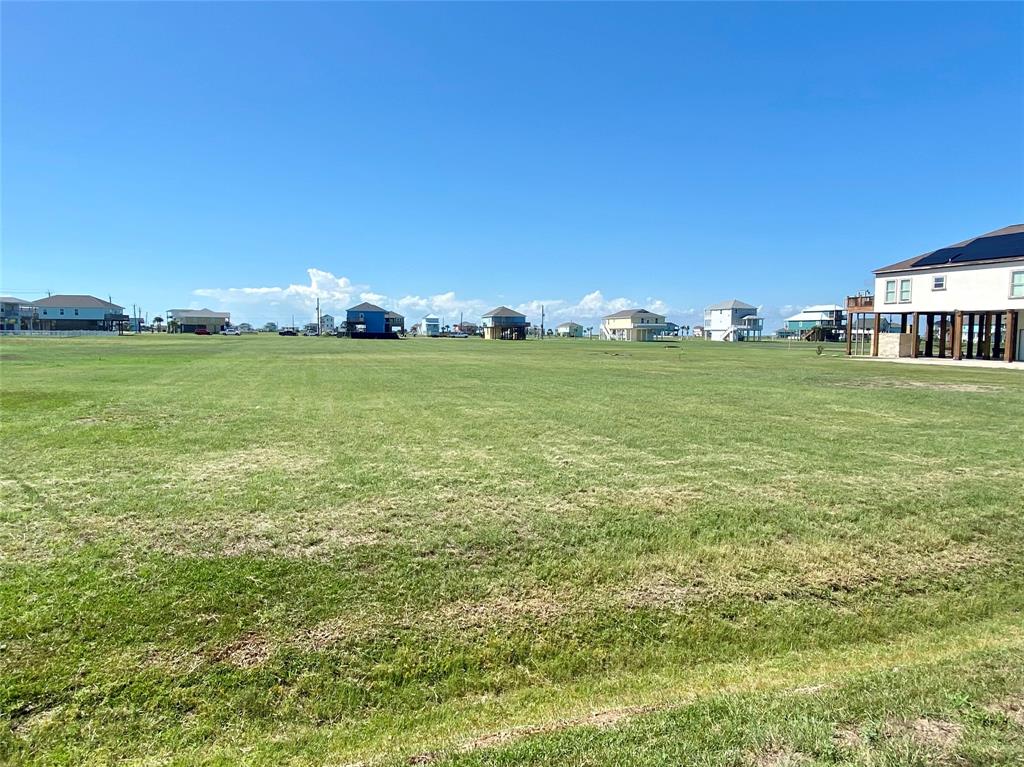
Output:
[{"xmin": 0, "ymin": 330, "xmax": 119, "ymax": 338}]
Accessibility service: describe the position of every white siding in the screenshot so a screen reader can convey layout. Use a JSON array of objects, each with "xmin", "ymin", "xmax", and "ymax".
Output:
[{"xmin": 874, "ymin": 261, "xmax": 1024, "ymax": 313}]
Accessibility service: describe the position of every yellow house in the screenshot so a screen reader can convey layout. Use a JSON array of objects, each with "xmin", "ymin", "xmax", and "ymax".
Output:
[{"xmin": 600, "ymin": 308, "xmax": 667, "ymax": 341}]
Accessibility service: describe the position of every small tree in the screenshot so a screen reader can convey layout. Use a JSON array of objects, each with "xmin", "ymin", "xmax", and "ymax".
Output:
[{"xmin": 153, "ymin": 316, "xmax": 164, "ymax": 333}]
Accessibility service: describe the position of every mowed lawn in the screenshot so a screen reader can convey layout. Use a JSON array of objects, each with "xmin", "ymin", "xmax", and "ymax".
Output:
[{"xmin": 2, "ymin": 334, "xmax": 1023, "ymax": 766}]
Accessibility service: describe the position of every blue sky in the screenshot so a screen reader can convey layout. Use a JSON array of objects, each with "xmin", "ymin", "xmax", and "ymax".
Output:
[{"xmin": 3, "ymin": 2, "xmax": 1022, "ymax": 328}]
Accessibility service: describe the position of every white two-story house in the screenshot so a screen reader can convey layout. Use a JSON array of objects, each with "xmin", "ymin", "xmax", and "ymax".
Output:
[
  {"xmin": 847, "ymin": 224, "xmax": 1024, "ymax": 363},
  {"xmin": 703, "ymin": 299, "xmax": 763, "ymax": 342}
]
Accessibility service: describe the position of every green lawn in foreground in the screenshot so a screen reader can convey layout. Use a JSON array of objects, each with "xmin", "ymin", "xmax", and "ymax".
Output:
[{"xmin": 1, "ymin": 334, "xmax": 1022, "ymax": 765}]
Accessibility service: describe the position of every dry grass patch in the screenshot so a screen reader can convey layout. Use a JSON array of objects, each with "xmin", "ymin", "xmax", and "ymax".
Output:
[
  {"xmin": 832, "ymin": 725, "xmax": 864, "ymax": 751},
  {"xmin": 884, "ymin": 716, "xmax": 963, "ymax": 752},
  {"xmin": 408, "ymin": 703, "xmax": 658, "ymax": 763},
  {"xmin": 11, "ymin": 705, "xmax": 62, "ymax": 738},
  {"xmin": 747, "ymin": 746, "xmax": 809, "ymax": 766},
  {"xmin": 438, "ymin": 589, "xmax": 571, "ymax": 631},
  {"xmin": 213, "ymin": 633, "xmax": 274, "ymax": 669},
  {"xmin": 184, "ymin": 446, "xmax": 328, "ymax": 485},
  {"xmin": 292, "ymin": 589, "xmax": 575, "ymax": 652},
  {"xmin": 143, "ymin": 646, "xmax": 207, "ymax": 674},
  {"xmin": 626, "ymin": 541, "xmax": 997, "ymax": 611},
  {"xmin": 985, "ymin": 694, "xmax": 1024, "ymax": 727},
  {"xmin": 839, "ymin": 379, "xmax": 1004, "ymax": 393}
]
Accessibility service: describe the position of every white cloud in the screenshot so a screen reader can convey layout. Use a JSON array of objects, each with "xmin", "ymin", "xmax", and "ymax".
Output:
[
  {"xmin": 193, "ymin": 268, "xmax": 369, "ymax": 323},
  {"xmin": 393, "ymin": 291, "xmax": 489, "ymax": 320},
  {"xmin": 194, "ymin": 270, "xmax": 693, "ymax": 327}
]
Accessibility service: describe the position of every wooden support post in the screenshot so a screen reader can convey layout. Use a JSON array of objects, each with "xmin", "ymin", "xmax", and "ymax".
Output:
[
  {"xmin": 910, "ymin": 313, "xmax": 919, "ymax": 358},
  {"xmin": 924, "ymin": 314, "xmax": 935, "ymax": 357},
  {"xmin": 939, "ymin": 314, "xmax": 948, "ymax": 357},
  {"xmin": 993, "ymin": 312, "xmax": 1003, "ymax": 359},
  {"xmin": 846, "ymin": 311, "xmax": 853, "ymax": 356},
  {"xmin": 966, "ymin": 313, "xmax": 975, "ymax": 358},
  {"xmin": 979, "ymin": 313, "xmax": 989, "ymax": 359},
  {"xmin": 871, "ymin": 313, "xmax": 880, "ymax": 357},
  {"xmin": 1005, "ymin": 310, "xmax": 1017, "ymax": 363},
  {"xmin": 952, "ymin": 311, "xmax": 963, "ymax": 360}
]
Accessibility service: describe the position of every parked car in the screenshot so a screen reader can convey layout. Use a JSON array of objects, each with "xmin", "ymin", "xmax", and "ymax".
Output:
[
  {"xmin": 194, "ymin": 327, "xmax": 211, "ymax": 335},
  {"xmin": 451, "ymin": 332, "xmax": 468, "ymax": 338},
  {"xmin": 222, "ymin": 327, "xmax": 241, "ymax": 336},
  {"xmin": 278, "ymin": 329, "xmax": 298, "ymax": 336},
  {"xmin": 303, "ymin": 329, "xmax": 319, "ymax": 336}
]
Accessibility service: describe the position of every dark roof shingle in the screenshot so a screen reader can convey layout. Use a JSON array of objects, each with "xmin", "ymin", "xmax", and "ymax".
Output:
[
  {"xmin": 875, "ymin": 224, "xmax": 1024, "ymax": 273},
  {"xmin": 32, "ymin": 294, "xmax": 123, "ymax": 310},
  {"xmin": 482, "ymin": 306, "xmax": 525, "ymax": 318}
]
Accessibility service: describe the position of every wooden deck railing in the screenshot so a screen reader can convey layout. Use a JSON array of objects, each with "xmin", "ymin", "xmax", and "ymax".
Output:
[{"xmin": 846, "ymin": 295, "xmax": 874, "ymax": 311}]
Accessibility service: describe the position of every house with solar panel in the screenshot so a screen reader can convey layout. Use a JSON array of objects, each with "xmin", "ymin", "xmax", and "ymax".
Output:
[
  {"xmin": 846, "ymin": 224, "xmax": 1024, "ymax": 363},
  {"xmin": 481, "ymin": 306, "xmax": 529, "ymax": 340}
]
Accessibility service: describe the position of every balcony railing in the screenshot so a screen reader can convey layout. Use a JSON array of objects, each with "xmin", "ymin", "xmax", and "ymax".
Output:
[{"xmin": 846, "ymin": 295, "xmax": 874, "ymax": 311}]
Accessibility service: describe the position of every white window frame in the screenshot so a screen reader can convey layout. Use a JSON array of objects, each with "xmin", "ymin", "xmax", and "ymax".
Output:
[
  {"xmin": 932, "ymin": 275, "xmax": 946, "ymax": 291},
  {"xmin": 884, "ymin": 279, "xmax": 897, "ymax": 304},
  {"xmin": 1011, "ymin": 270, "xmax": 1024, "ymax": 300},
  {"xmin": 899, "ymin": 279, "xmax": 912, "ymax": 303}
]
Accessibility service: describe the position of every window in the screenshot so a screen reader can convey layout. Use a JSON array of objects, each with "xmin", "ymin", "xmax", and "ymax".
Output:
[
  {"xmin": 932, "ymin": 276, "xmax": 946, "ymax": 291},
  {"xmin": 884, "ymin": 280, "xmax": 897, "ymax": 304},
  {"xmin": 1012, "ymin": 271, "xmax": 1024, "ymax": 299},
  {"xmin": 899, "ymin": 279, "xmax": 912, "ymax": 303},
  {"xmin": 60, "ymin": 308, "xmax": 65, "ymax": 315}
]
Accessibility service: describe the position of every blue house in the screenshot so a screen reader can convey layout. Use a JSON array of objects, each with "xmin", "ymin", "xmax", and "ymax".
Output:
[
  {"xmin": 346, "ymin": 302, "xmax": 386, "ymax": 333},
  {"xmin": 1, "ymin": 296, "xmax": 34, "ymax": 331},
  {"xmin": 30, "ymin": 295, "xmax": 128, "ymax": 332},
  {"xmin": 346, "ymin": 302, "xmax": 402, "ymax": 338}
]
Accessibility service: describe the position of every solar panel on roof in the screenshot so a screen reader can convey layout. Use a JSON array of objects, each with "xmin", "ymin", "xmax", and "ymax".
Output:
[{"xmin": 914, "ymin": 232, "xmax": 1024, "ymax": 267}]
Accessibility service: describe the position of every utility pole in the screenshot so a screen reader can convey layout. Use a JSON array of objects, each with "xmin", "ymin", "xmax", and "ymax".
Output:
[
  {"xmin": 541, "ymin": 304, "xmax": 545, "ymax": 338},
  {"xmin": 317, "ymin": 297, "xmax": 321, "ymax": 335}
]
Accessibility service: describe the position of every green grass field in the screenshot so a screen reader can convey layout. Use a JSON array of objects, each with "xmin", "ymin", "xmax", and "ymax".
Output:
[{"xmin": 2, "ymin": 334, "xmax": 1023, "ymax": 765}]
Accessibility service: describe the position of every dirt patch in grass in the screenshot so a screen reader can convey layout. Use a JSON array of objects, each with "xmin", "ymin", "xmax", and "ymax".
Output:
[
  {"xmin": 185, "ymin": 446, "xmax": 327, "ymax": 484},
  {"xmin": 747, "ymin": 747, "xmax": 809, "ymax": 766},
  {"xmin": 291, "ymin": 611, "xmax": 403, "ymax": 652},
  {"xmin": 839, "ymin": 379, "xmax": 1003, "ymax": 394},
  {"xmin": 439, "ymin": 589, "xmax": 571, "ymax": 630},
  {"xmin": 624, "ymin": 542, "xmax": 996, "ymax": 611},
  {"xmin": 11, "ymin": 705, "xmax": 61, "ymax": 738},
  {"xmin": 143, "ymin": 646, "xmax": 207, "ymax": 674},
  {"xmin": 985, "ymin": 694, "xmax": 1024, "ymax": 727},
  {"xmin": 293, "ymin": 589, "xmax": 574, "ymax": 652},
  {"xmin": 884, "ymin": 717, "xmax": 963, "ymax": 751},
  {"xmin": 619, "ymin": 577, "xmax": 707, "ymax": 609},
  {"xmin": 213, "ymin": 633, "xmax": 274, "ymax": 669},
  {"xmin": 832, "ymin": 726, "xmax": 864, "ymax": 751},
  {"xmin": 409, "ymin": 703, "xmax": 657, "ymax": 763}
]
